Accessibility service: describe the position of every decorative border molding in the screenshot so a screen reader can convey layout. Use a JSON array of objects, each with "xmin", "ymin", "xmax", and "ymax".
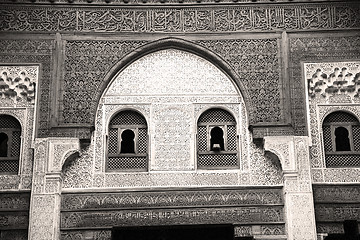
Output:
[{"xmin": 1, "ymin": 3, "xmax": 359, "ymax": 33}]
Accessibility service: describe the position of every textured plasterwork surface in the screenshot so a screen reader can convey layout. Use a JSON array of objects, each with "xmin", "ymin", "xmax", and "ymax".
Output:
[
  {"xmin": 0, "ymin": 65, "xmax": 38, "ymax": 190},
  {"xmin": 63, "ymin": 49, "xmax": 282, "ymax": 189},
  {"xmin": 305, "ymin": 61, "xmax": 360, "ymax": 183},
  {"xmin": 106, "ymin": 49, "xmax": 238, "ymax": 96}
]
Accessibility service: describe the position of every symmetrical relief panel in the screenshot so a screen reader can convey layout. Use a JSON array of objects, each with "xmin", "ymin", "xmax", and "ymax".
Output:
[
  {"xmin": 304, "ymin": 61, "xmax": 360, "ymax": 183},
  {"xmin": 62, "ymin": 49, "xmax": 282, "ymax": 189},
  {"xmin": 289, "ymin": 35, "xmax": 360, "ymax": 136},
  {"xmin": 0, "ymin": 65, "xmax": 39, "ymax": 190},
  {"xmin": 59, "ymin": 37, "xmax": 283, "ymax": 135}
]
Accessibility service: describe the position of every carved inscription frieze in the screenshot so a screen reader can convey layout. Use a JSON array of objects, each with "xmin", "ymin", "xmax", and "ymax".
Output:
[
  {"xmin": 61, "ymin": 188, "xmax": 283, "ymax": 211},
  {"xmin": 61, "ymin": 206, "xmax": 284, "ymax": 229},
  {"xmin": 313, "ymin": 185, "xmax": 360, "ymax": 203},
  {"xmin": 315, "ymin": 204, "xmax": 360, "ymax": 222},
  {"xmin": 1, "ymin": 4, "xmax": 359, "ymax": 33}
]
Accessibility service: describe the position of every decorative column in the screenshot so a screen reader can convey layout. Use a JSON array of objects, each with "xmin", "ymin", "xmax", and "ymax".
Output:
[
  {"xmin": 28, "ymin": 138, "xmax": 80, "ymax": 240},
  {"xmin": 264, "ymin": 136, "xmax": 317, "ymax": 240}
]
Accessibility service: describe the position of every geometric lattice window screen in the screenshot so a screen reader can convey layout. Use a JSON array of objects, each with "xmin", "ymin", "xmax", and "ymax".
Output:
[
  {"xmin": 197, "ymin": 108, "xmax": 238, "ymax": 169},
  {"xmin": 107, "ymin": 110, "xmax": 148, "ymax": 172},
  {"xmin": 322, "ymin": 111, "xmax": 360, "ymax": 168},
  {"xmin": 0, "ymin": 114, "xmax": 21, "ymax": 174}
]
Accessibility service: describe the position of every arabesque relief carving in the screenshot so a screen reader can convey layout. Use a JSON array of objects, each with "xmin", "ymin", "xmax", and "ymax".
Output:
[
  {"xmin": 305, "ymin": 61, "xmax": 360, "ymax": 183},
  {"xmin": 1, "ymin": 3, "xmax": 359, "ymax": 33}
]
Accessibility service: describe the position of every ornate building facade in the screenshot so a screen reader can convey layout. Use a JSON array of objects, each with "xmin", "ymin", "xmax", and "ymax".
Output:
[{"xmin": 0, "ymin": 0, "xmax": 359, "ymax": 239}]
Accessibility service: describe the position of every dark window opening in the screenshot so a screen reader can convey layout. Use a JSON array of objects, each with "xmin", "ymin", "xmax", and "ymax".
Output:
[
  {"xmin": 210, "ymin": 127, "xmax": 224, "ymax": 151},
  {"xmin": 0, "ymin": 115, "xmax": 21, "ymax": 174},
  {"xmin": 322, "ymin": 111, "xmax": 360, "ymax": 167},
  {"xmin": 120, "ymin": 129, "xmax": 135, "ymax": 154},
  {"xmin": 0, "ymin": 132, "xmax": 8, "ymax": 157},
  {"xmin": 112, "ymin": 224, "xmax": 234, "ymax": 240},
  {"xmin": 335, "ymin": 127, "xmax": 351, "ymax": 151},
  {"xmin": 325, "ymin": 220, "xmax": 359, "ymax": 240},
  {"xmin": 107, "ymin": 110, "xmax": 148, "ymax": 172},
  {"xmin": 197, "ymin": 108, "xmax": 238, "ymax": 169}
]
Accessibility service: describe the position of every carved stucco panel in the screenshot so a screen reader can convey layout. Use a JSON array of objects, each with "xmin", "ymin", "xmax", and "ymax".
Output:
[
  {"xmin": 105, "ymin": 49, "xmax": 238, "ymax": 96},
  {"xmin": 152, "ymin": 104, "xmax": 194, "ymax": 170},
  {"xmin": 323, "ymin": 168, "xmax": 360, "ymax": 183},
  {"xmin": 263, "ymin": 136, "xmax": 295, "ymax": 171},
  {"xmin": 62, "ymin": 147, "xmax": 94, "ymax": 189},
  {"xmin": 62, "ymin": 48, "xmax": 282, "ymax": 189},
  {"xmin": 0, "ymin": 65, "xmax": 39, "ymax": 190},
  {"xmin": 305, "ymin": 62, "xmax": 360, "ymax": 183},
  {"xmin": 0, "ymin": 108, "xmax": 33, "ymax": 180},
  {"xmin": 310, "ymin": 104, "xmax": 360, "ymax": 182},
  {"xmin": 286, "ymin": 194, "xmax": 317, "ymax": 240},
  {"xmin": 48, "ymin": 138, "xmax": 80, "ymax": 172},
  {"xmin": 0, "ymin": 66, "xmax": 38, "ymax": 106},
  {"xmin": 29, "ymin": 195, "xmax": 58, "ymax": 240}
]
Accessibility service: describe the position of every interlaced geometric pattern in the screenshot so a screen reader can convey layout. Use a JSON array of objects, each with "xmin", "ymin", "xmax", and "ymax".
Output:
[
  {"xmin": 0, "ymin": 115, "xmax": 21, "ymax": 128},
  {"xmin": 10, "ymin": 130, "xmax": 21, "ymax": 158},
  {"xmin": 198, "ymin": 154, "xmax": 238, "ymax": 168},
  {"xmin": 227, "ymin": 125, "xmax": 237, "ymax": 151},
  {"xmin": 198, "ymin": 108, "xmax": 236, "ymax": 123},
  {"xmin": 110, "ymin": 110, "xmax": 146, "ymax": 126},
  {"xmin": 107, "ymin": 156, "xmax": 147, "ymax": 171},
  {"xmin": 322, "ymin": 125, "xmax": 332, "ymax": 152},
  {"xmin": 138, "ymin": 128, "xmax": 147, "ymax": 154},
  {"xmin": 108, "ymin": 128, "xmax": 118, "ymax": 155},
  {"xmin": 323, "ymin": 111, "xmax": 358, "ymax": 123},
  {"xmin": 197, "ymin": 126, "xmax": 207, "ymax": 152},
  {"xmin": 0, "ymin": 160, "xmax": 19, "ymax": 173},
  {"xmin": 353, "ymin": 126, "xmax": 360, "ymax": 152},
  {"xmin": 325, "ymin": 155, "xmax": 360, "ymax": 167}
]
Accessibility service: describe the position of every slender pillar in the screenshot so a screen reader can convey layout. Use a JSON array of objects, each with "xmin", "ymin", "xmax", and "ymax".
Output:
[
  {"xmin": 264, "ymin": 136, "xmax": 317, "ymax": 240},
  {"xmin": 28, "ymin": 138, "xmax": 80, "ymax": 240}
]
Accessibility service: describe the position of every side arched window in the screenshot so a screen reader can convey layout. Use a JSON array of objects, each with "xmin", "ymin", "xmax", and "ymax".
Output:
[
  {"xmin": 0, "ymin": 115, "xmax": 21, "ymax": 174},
  {"xmin": 197, "ymin": 108, "xmax": 238, "ymax": 169},
  {"xmin": 322, "ymin": 111, "xmax": 360, "ymax": 167},
  {"xmin": 107, "ymin": 110, "xmax": 148, "ymax": 172}
]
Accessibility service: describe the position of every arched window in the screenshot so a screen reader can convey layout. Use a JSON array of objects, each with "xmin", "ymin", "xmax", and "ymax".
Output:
[
  {"xmin": 0, "ymin": 114, "xmax": 21, "ymax": 174},
  {"xmin": 322, "ymin": 111, "xmax": 360, "ymax": 167},
  {"xmin": 107, "ymin": 110, "xmax": 148, "ymax": 172},
  {"xmin": 197, "ymin": 108, "xmax": 238, "ymax": 169}
]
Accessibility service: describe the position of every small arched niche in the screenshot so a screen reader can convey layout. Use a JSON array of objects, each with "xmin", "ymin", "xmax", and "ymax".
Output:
[{"xmin": 96, "ymin": 48, "xmax": 246, "ymax": 171}]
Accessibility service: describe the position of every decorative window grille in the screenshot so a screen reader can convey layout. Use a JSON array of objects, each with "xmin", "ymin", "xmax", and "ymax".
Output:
[
  {"xmin": 106, "ymin": 110, "xmax": 148, "ymax": 172},
  {"xmin": 322, "ymin": 111, "xmax": 360, "ymax": 167},
  {"xmin": 0, "ymin": 115, "xmax": 21, "ymax": 174},
  {"xmin": 197, "ymin": 108, "xmax": 238, "ymax": 169}
]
